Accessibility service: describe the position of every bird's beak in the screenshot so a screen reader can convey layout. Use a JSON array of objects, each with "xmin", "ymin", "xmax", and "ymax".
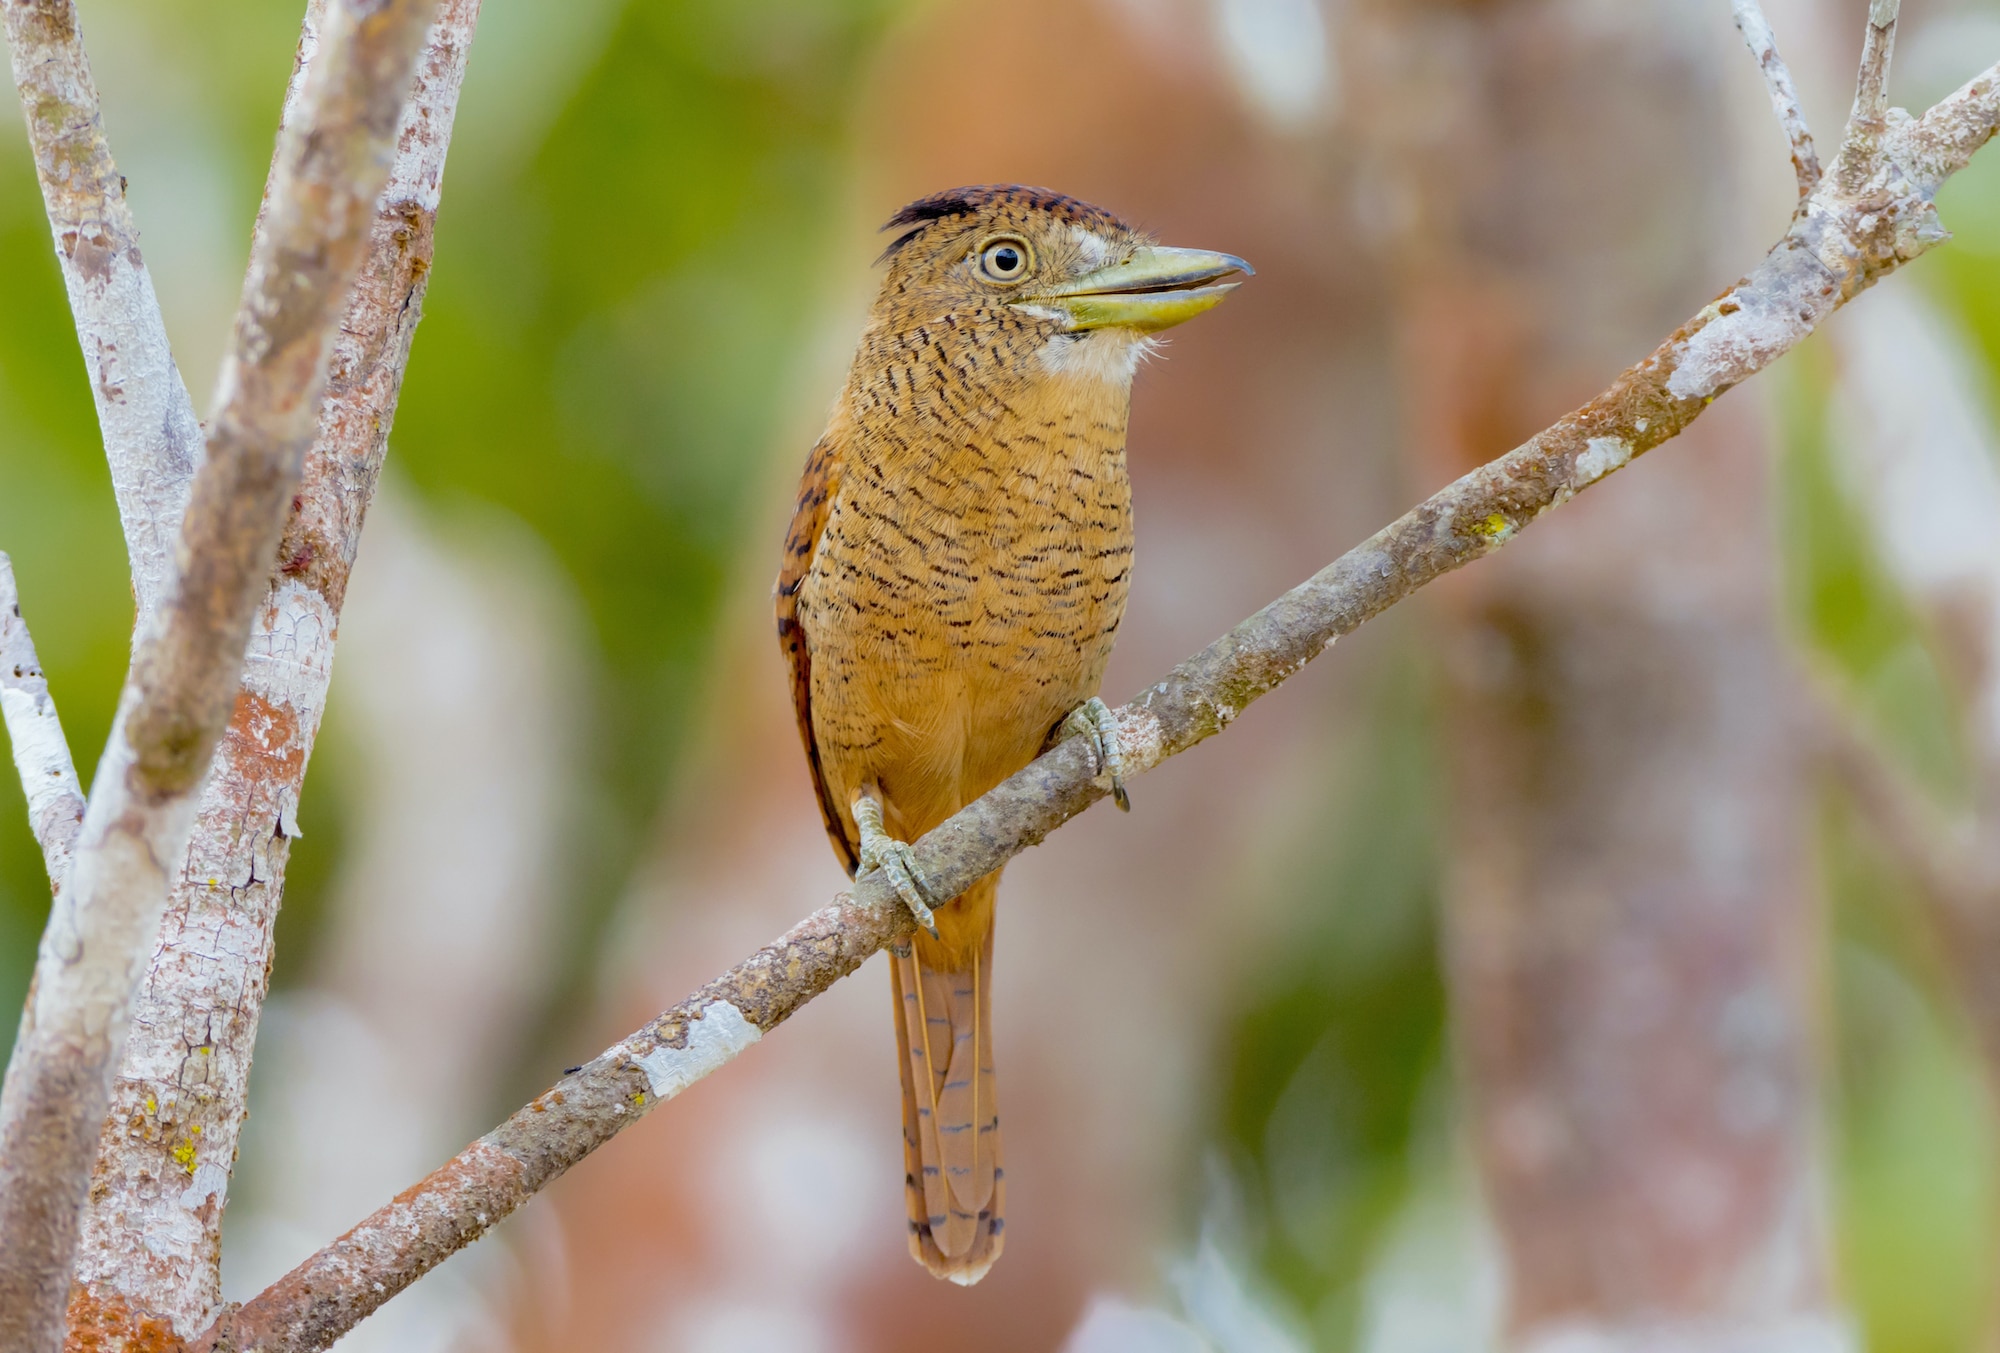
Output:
[{"xmin": 1022, "ymin": 245, "xmax": 1254, "ymax": 333}]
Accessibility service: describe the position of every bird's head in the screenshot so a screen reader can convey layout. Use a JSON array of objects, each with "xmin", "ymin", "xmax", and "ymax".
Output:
[{"xmin": 867, "ymin": 185, "xmax": 1251, "ymax": 386}]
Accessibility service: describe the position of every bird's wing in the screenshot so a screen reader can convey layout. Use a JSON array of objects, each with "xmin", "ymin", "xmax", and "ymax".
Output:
[{"xmin": 775, "ymin": 431, "xmax": 859, "ymax": 874}]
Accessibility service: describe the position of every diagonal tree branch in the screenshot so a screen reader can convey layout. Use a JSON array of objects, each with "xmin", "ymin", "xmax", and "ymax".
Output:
[
  {"xmin": 193, "ymin": 33, "xmax": 2000, "ymax": 1353},
  {"xmin": 0, "ymin": 554, "xmax": 84, "ymax": 897},
  {"xmin": 0, "ymin": 1, "xmax": 443, "ymax": 1348},
  {"xmin": 63, "ymin": 1, "xmax": 484, "ymax": 1340},
  {"xmin": 1, "ymin": 0, "xmax": 205, "ymax": 630},
  {"xmin": 1733, "ymin": 0, "xmax": 1820, "ymax": 199}
]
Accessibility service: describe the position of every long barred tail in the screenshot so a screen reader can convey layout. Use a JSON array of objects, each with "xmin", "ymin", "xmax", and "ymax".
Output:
[{"xmin": 890, "ymin": 877, "xmax": 1003, "ymax": 1284}]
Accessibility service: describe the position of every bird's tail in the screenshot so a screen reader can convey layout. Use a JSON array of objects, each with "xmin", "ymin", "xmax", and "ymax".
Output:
[{"xmin": 890, "ymin": 873, "xmax": 1003, "ymax": 1284}]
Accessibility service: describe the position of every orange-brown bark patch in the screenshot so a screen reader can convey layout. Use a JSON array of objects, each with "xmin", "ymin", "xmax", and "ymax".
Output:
[
  {"xmin": 224, "ymin": 690, "xmax": 305, "ymax": 786},
  {"xmin": 65, "ymin": 1286, "xmax": 185, "ymax": 1353}
]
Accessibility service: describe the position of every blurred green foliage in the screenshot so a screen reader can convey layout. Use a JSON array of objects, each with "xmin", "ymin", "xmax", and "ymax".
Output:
[{"xmin": 1211, "ymin": 651, "xmax": 1448, "ymax": 1347}]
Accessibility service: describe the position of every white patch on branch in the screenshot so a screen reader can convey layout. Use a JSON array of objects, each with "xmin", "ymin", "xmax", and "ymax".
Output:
[
  {"xmin": 1667, "ymin": 273, "xmax": 1835, "ymax": 404},
  {"xmin": 1112, "ymin": 700, "xmax": 1168, "ymax": 780},
  {"xmin": 1574, "ymin": 437, "xmax": 1633, "ymax": 486},
  {"xmin": 635, "ymin": 1002, "xmax": 763, "ymax": 1101}
]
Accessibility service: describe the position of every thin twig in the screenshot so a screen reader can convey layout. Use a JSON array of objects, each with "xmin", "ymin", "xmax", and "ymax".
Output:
[
  {"xmin": 61, "ymin": 1, "xmax": 484, "ymax": 1339},
  {"xmin": 0, "ymin": 554, "xmax": 83, "ymax": 896},
  {"xmin": 1, "ymin": 0, "xmax": 205, "ymax": 629},
  {"xmin": 0, "ymin": 1, "xmax": 443, "ymax": 1347},
  {"xmin": 191, "ymin": 40, "xmax": 2000, "ymax": 1351},
  {"xmin": 1733, "ymin": 0, "xmax": 1820, "ymax": 198},
  {"xmin": 1840, "ymin": 0, "xmax": 1903, "ymax": 189}
]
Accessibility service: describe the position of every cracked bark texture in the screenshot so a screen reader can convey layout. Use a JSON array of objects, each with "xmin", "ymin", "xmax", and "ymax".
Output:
[
  {"xmin": 1, "ymin": 0, "xmax": 204, "ymax": 630},
  {"xmin": 222, "ymin": 486, "xmax": 582, "ymax": 1351},
  {"xmin": 0, "ymin": 0, "xmax": 441, "ymax": 1347},
  {"xmin": 62, "ymin": 0, "xmax": 480, "ymax": 1343},
  {"xmin": 193, "ymin": 36, "xmax": 2000, "ymax": 1347},
  {"xmin": 1348, "ymin": 1, "xmax": 1837, "ymax": 1346}
]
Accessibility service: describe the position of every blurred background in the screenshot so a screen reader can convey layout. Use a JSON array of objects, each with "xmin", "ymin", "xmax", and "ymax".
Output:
[{"xmin": 6, "ymin": 0, "xmax": 2000, "ymax": 1348}]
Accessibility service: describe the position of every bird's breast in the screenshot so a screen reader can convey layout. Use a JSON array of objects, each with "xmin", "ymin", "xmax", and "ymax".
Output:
[{"xmin": 798, "ymin": 372, "xmax": 1136, "ymax": 820}]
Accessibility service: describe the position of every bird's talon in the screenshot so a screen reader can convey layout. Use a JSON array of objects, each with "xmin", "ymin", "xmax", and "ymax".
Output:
[
  {"xmin": 1061, "ymin": 697, "xmax": 1130, "ymax": 812},
  {"xmin": 855, "ymin": 796, "xmax": 941, "ymax": 937},
  {"xmin": 882, "ymin": 847, "xmax": 940, "ymax": 938}
]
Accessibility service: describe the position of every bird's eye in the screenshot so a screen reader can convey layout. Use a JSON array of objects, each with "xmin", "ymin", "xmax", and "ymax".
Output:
[{"xmin": 977, "ymin": 237, "xmax": 1032, "ymax": 283}]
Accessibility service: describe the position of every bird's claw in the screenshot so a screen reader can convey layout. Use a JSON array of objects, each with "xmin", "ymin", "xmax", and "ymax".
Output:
[
  {"xmin": 854, "ymin": 796, "xmax": 941, "ymax": 939},
  {"xmin": 1061, "ymin": 696, "xmax": 1130, "ymax": 811},
  {"xmin": 863, "ymin": 838, "xmax": 940, "ymax": 939}
]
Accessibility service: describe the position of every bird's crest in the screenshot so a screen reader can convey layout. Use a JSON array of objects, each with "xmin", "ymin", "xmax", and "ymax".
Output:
[{"xmin": 877, "ymin": 184, "xmax": 1131, "ymax": 262}]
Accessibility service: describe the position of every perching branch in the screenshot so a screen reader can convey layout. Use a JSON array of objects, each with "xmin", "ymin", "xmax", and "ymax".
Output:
[
  {"xmin": 63, "ymin": 2, "xmax": 483, "ymax": 1339},
  {"xmin": 0, "ymin": 1, "xmax": 442, "ymax": 1348},
  {"xmin": 194, "ymin": 17, "xmax": 2000, "ymax": 1350},
  {"xmin": 1, "ymin": 0, "xmax": 204, "ymax": 629},
  {"xmin": 0, "ymin": 554, "xmax": 83, "ymax": 897},
  {"xmin": 1733, "ymin": 0, "xmax": 1820, "ymax": 198}
]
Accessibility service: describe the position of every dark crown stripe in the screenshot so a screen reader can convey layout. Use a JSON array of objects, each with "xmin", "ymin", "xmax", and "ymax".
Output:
[{"xmin": 876, "ymin": 184, "xmax": 1130, "ymax": 259}]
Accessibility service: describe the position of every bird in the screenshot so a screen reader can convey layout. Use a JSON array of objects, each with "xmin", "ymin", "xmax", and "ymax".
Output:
[{"xmin": 775, "ymin": 184, "xmax": 1249, "ymax": 1284}]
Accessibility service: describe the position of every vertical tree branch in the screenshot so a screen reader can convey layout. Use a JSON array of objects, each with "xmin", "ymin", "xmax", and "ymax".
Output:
[
  {"xmin": 1, "ymin": 0, "xmax": 205, "ymax": 628},
  {"xmin": 1839, "ymin": 0, "xmax": 1902, "ymax": 190},
  {"xmin": 0, "ymin": 2, "xmax": 442, "ymax": 1348},
  {"xmin": 0, "ymin": 554, "xmax": 84, "ymax": 895},
  {"xmin": 63, "ymin": 2, "xmax": 482, "ymax": 1339}
]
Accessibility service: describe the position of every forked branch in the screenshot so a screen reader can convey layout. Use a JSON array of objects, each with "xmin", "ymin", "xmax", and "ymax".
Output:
[
  {"xmin": 0, "ymin": 1, "xmax": 443, "ymax": 1348},
  {"xmin": 65, "ymin": 2, "xmax": 486, "ymax": 1337},
  {"xmin": 193, "ymin": 12, "xmax": 2000, "ymax": 1351}
]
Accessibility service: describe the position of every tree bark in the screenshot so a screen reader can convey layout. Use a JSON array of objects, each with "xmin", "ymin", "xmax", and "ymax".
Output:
[
  {"xmin": 0, "ymin": 2, "xmax": 442, "ymax": 1347},
  {"xmin": 62, "ymin": 1, "xmax": 481, "ymax": 1343}
]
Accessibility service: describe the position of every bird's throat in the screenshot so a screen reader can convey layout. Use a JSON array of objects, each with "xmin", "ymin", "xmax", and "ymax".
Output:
[{"xmin": 1032, "ymin": 327, "xmax": 1156, "ymax": 387}]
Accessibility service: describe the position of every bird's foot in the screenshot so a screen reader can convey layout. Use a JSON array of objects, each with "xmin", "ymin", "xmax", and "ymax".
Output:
[
  {"xmin": 853, "ymin": 795, "xmax": 940, "ymax": 939},
  {"xmin": 1060, "ymin": 697, "xmax": 1130, "ymax": 811}
]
